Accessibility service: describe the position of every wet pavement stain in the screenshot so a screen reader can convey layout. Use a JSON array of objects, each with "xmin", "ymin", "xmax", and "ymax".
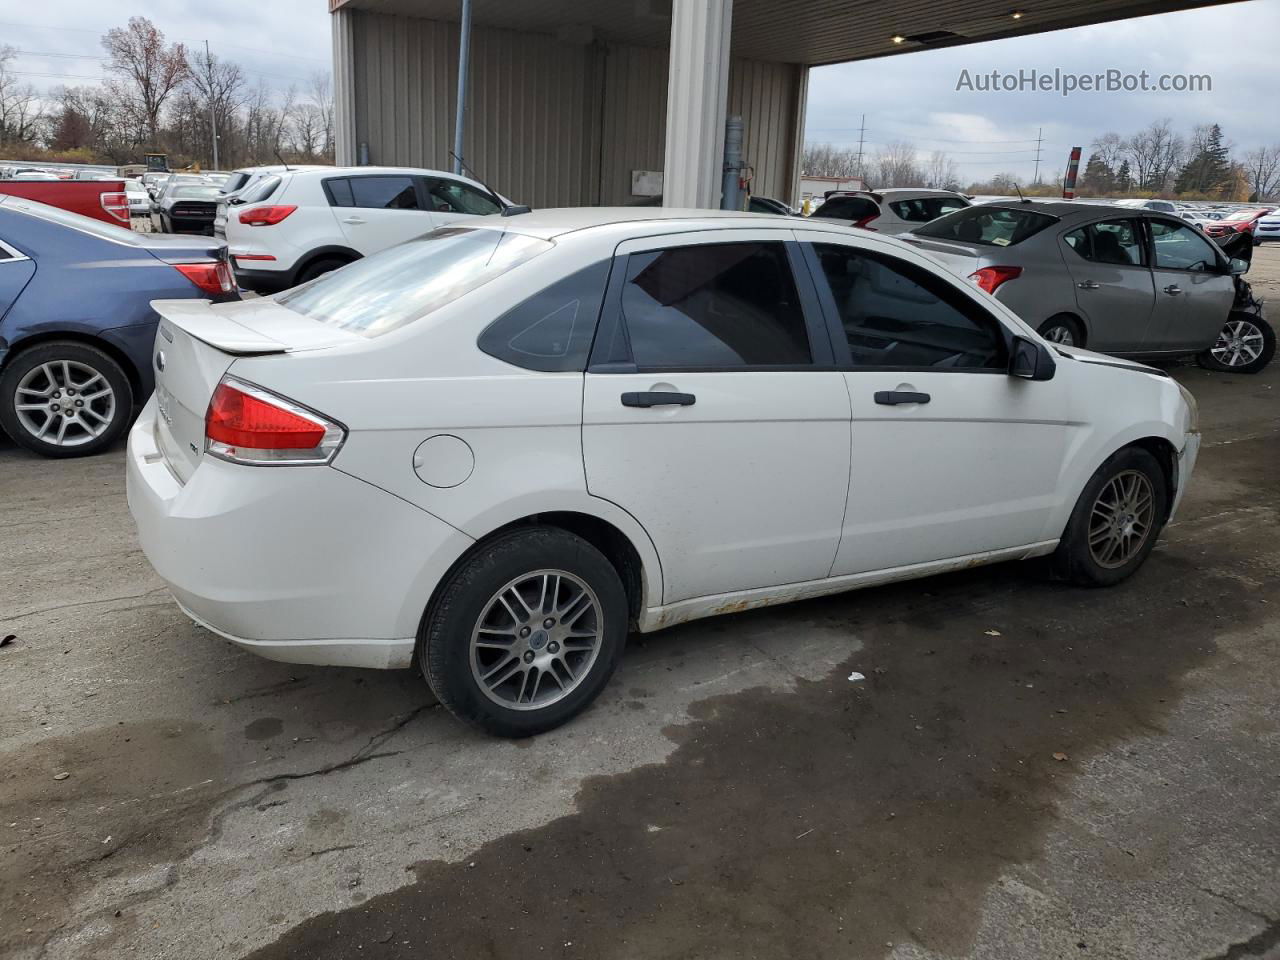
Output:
[
  {"xmin": 244, "ymin": 717, "xmax": 284, "ymax": 741},
  {"xmin": 245, "ymin": 546, "xmax": 1273, "ymax": 960}
]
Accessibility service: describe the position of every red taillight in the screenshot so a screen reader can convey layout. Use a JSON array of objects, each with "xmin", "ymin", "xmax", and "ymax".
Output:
[
  {"xmin": 238, "ymin": 205, "xmax": 297, "ymax": 226},
  {"xmin": 852, "ymin": 214, "xmax": 880, "ymax": 230},
  {"xmin": 205, "ymin": 379, "xmax": 345, "ymax": 464},
  {"xmin": 174, "ymin": 261, "xmax": 235, "ymax": 296},
  {"xmin": 967, "ymin": 265, "xmax": 1023, "ymax": 295},
  {"xmin": 100, "ymin": 191, "xmax": 129, "ymax": 223}
]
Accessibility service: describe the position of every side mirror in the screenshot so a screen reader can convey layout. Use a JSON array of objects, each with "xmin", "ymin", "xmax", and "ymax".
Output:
[
  {"xmin": 1010, "ymin": 334, "xmax": 1056, "ymax": 381},
  {"xmin": 1230, "ymin": 257, "xmax": 1250, "ymax": 276}
]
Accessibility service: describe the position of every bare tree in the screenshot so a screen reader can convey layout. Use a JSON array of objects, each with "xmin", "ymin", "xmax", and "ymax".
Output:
[
  {"xmin": 185, "ymin": 48, "xmax": 247, "ymax": 166},
  {"xmin": 802, "ymin": 142, "xmax": 861, "ymax": 178},
  {"xmin": 102, "ymin": 17, "xmax": 189, "ymax": 145},
  {"xmin": 872, "ymin": 140, "xmax": 922, "ymax": 188},
  {"xmin": 1243, "ymin": 145, "xmax": 1280, "ymax": 201},
  {"xmin": 924, "ymin": 150, "xmax": 959, "ymax": 190},
  {"xmin": 1125, "ymin": 119, "xmax": 1184, "ymax": 193},
  {"xmin": 0, "ymin": 45, "xmax": 42, "ymax": 147},
  {"xmin": 1090, "ymin": 132, "xmax": 1125, "ymax": 172}
]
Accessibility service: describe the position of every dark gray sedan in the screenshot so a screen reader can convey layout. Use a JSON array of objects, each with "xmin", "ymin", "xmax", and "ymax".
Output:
[{"xmin": 903, "ymin": 200, "xmax": 1273, "ymax": 373}]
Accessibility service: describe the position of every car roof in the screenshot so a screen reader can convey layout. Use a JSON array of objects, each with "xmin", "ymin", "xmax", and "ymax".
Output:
[{"xmin": 458, "ymin": 207, "xmax": 807, "ymax": 240}]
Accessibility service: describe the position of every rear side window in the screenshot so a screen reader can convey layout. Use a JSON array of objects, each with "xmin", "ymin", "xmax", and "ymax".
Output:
[
  {"xmin": 478, "ymin": 261, "xmax": 611, "ymax": 371},
  {"xmin": 1063, "ymin": 219, "xmax": 1146, "ymax": 266},
  {"xmin": 812, "ymin": 243, "xmax": 1005, "ymax": 369},
  {"xmin": 914, "ymin": 206, "xmax": 1057, "ymax": 247},
  {"xmin": 619, "ymin": 241, "xmax": 810, "ymax": 368},
  {"xmin": 425, "ymin": 178, "xmax": 502, "ymax": 216},
  {"xmin": 888, "ymin": 196, "xmax": 969, "ymax": 222},
  {"xmin": 811, "ymin": 196, "xmax": 879, "ymax": 222},
  {"xmin": 349, "ymin": 175, "xmax": 420, "ymax": 210},
  {"xmin": 276, "ymin": 227, "xmax": 551, "ymax": 337}
]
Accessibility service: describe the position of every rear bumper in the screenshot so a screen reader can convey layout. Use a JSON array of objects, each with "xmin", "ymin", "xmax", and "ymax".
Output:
[
  {"xmin": 126, "ymin": 397, "xmax": 475, "ymax": 669},
  {"xmin": 233, "ymin": 265, "xmax": 295, "ymax": 294}
]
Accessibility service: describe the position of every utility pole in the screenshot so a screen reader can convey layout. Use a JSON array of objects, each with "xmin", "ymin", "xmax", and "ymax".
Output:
[
  {"xmin": 452, "ymin": 0, "xmax": 473, "ymax": 175},
  {"xmin": 206, "ymin": 40, "xmax": 220, "ymax": 171},
  {"xmin": 853, "ymin": 113, "xmax": 866, "ymax": 182},
  {"xmin": 1032, "ymin": 126, "xmax": 1043, "ymax": 184}
]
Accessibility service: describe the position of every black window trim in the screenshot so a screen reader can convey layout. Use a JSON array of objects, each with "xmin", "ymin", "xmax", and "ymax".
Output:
[
  {"xmin": 1143, "ymin": 214, "xmax": 1229, "ymax": 275},
  {"xmin": 586, "ymin": 238, "xmax": 837, "ymax": 375},
  {"xmin": 1061, "ymin": 216, "xmax": 1150, "ymax": 269},
  {"xmin": 323, "ymin": 173, "xmax": 427, "ymax": 211},
  {"xmin": 798, "ymin": 239, "xmax": 1015, "ymax": 375}
]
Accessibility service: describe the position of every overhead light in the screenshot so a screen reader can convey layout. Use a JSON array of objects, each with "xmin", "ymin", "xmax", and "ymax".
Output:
[
  {"xmin": 1010, "ymin": 9, "xmax": 1026, "ymax": 18},
  {"xmin": 891, "ymin": 34, "xmax": 905, "ymax": 44}
]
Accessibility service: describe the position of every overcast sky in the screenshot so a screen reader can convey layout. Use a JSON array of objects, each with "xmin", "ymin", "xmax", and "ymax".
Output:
[{"xmin": 3, "ymin": 0, "xmax": 1277, "ymax": 183}]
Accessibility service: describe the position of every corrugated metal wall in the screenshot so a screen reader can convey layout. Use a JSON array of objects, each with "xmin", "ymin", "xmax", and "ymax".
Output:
[{"xmin": 344, "ymin": 11, "xmax": 806, "ymax": 207}]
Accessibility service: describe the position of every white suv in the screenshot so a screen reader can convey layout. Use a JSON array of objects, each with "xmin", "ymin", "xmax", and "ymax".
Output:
[
  {"xmin": 220, "ymin": 165, "xmax": 510, "ymax": 292},
  {"xmin": 810, "ymin": 188, "xmax": 971, "ymax": 235}
]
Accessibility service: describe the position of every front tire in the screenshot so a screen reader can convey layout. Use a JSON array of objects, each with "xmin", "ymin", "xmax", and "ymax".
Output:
[
  {"xmin": 0, "ymin": 342, "xmax": 134, "ymax": 458},
  {"xmin": 295, "ymin": 257, "xmax": 351, "ymax": 285},
  {"xmin": 1197, "ymin": 312, "xmax": 1275, "ymax": 374},
  {"xmin": 1053, "ymin": 446, "xmax": 1169, "ymax": 587},
  {"xmin": 420, "ymin": 527, "xmax": 628, "ymax": 737}
]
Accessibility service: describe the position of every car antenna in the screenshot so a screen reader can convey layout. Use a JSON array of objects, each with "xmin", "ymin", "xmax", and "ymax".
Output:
[
  {"xmin": 1014, "ymin": 182, "xmax": 1030, "ymax": 204},
  {"xmin": 448, "ymin": 150, "xmax": 530, "ymax": 216},
  {"xmin": 274, "ymin": 150, "xmax": 292, "ymax": 172}
]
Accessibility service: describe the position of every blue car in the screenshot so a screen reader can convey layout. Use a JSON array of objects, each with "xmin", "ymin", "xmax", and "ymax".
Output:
[{"xmin": 0, "ymin": 196, "xmax": 240, "ymax": 458}]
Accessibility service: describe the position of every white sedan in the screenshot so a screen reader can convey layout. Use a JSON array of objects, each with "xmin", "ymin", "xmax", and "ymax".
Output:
[{"xmin": 127, "ymin": 209, "xmax": 1200, "ymax": 736}]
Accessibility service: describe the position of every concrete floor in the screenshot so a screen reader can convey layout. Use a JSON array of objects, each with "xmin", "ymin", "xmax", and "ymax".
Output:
[{"xmin": 3, "ymin": 245, "xmax": 1279, "ymax": 960}]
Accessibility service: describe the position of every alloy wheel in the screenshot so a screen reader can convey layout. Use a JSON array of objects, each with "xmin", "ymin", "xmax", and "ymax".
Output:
[
  {"xmin": 1210, "ymin": 318, "xmax": 1265, "ymax": 368},
  {"xmin": 13, "ymin": 360, "xmax": 117, "ymax": 447},
  {"xmin": 1088, "ymin": 469, "xmax": 1155, "ymax": 569},
  {"xmin": 469, "ymin": 570, "xmax": 603, "ymax": 711},
  {"xmin": 1042, "ymin": 324, "xmax": 1075, "ymax": 345}
]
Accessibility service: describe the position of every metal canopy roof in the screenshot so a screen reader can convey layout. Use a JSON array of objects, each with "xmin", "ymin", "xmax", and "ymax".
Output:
[{"xmin": 330, "ymin": 0, "xmax": 1240, "ymax": 66}]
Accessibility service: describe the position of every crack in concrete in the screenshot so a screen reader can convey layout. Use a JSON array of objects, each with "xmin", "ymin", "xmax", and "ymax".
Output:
[{"xmin": 7, "ymin": 588, "xmax": 171, "ymax": 622}]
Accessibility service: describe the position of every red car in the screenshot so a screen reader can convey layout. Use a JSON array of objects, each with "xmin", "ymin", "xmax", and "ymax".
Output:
[{"xmin": 1202, "ymin": 207, "xmax": 1274, "ymax": 241}]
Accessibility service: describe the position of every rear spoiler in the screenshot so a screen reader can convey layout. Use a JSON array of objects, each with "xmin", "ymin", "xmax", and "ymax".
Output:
[{"xmin": 151, "ymin": 297, "xmax": 363, "ymax": 356}]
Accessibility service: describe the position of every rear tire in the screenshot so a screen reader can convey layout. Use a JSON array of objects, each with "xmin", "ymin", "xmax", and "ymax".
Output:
[
  {"xmin": 1053, "ymin": 446, "xmax": 1168, "ymax": 587},
  {"xmin": 1038, "ymin": 315, "xmax": 1084, "ymax": 347},
  {"xmin": 295, "ymin": 257, "xmax": 351, "ymax": 285},
  {"xmin": 0, "ymin": 341, "xmax": 134, "ymax": 458},
  {"xmin": 1196, "ymin": 312, "xmax": 1274, "ymax": 374},
  {"xmin": 420, "ymin": 527, "xmax": 628, "ymax": 737}
]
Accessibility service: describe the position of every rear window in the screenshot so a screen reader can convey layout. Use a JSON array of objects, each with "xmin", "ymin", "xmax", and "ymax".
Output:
[
  {"xmin": 811, "ymin": 196, "xmax": 879, "ymax": 222},
  {"xmin": 221, "ymin": 172, "xmax": 251, "ymax": 194},
  {"xmin": 913, "ymin": 206, "xmax": 1058, "ymax": 247},
  {"xmin": 888, "ymin": 196, "xmax": 969, "ymax": 222},
  {"xmin": 275, "ymin": 227, "xmax": 551, "ymax": 338},
  {"xmin": 239, "ymin": 175, "xmax": 281, "ymax": 204},
  {"xmin": 171, "ymin": 186, "xmax": 220, "ymax": 199}
]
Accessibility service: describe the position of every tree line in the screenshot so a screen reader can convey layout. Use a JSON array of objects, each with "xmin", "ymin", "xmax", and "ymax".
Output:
[
  {"xmin": 805, "ymin": 118, "xmax": 1280, "ymax": 201},
  {"xmin": 0, "ymin": 17, "xmax": 335, "ymax": 170}
]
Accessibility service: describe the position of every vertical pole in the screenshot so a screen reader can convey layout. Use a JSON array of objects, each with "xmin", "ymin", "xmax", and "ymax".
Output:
[
  {"xmin": 452, "ymin": 0, "xmax": 472, "ymax": 175},
  {"xmin": 1063, "ymin": 146, "xmax": 1082, "ymax": 199},
  {"xmin": 206, "ymin": 40, "xmax": 220, "ymax": 171},
  {"xmin": 1033, "ymin": 126, "xmax": 1043, "ymax": 184},
  {"xmin": 662, "ymin": 0, "xmax": 733, "ymax": 208},
  {"xmin": 721, "ymin": 114, "xmax": 744, "ymax": 210},
  {"xmin": 854, "ymin": 113, "xmax": 866, "ymax": 183}
]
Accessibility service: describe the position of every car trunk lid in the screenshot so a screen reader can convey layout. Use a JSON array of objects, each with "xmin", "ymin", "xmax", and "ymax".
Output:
[
  {"xmin": 898, "ymin": 234, "xmax": 986, "ymax": 277},
  {"xmin": 149, "ymin": 298, "xmax": 361, "ymax": 482}
]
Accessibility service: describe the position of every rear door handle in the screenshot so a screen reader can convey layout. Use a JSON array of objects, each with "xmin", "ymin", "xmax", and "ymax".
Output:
[
  {"xmin": 874, "ymin": 391, "xmax": 930, "ymax": 406},
  {"xmin": 1077, "ymin": 280, "xmax": 1101, "ymax": 290},
  {"xmin": 621, "ymin": 391, "xmax": 696, "ymax": 408},
  {"xmin": 1163, "ymin": 284, "xmax": 1182, "ymax": 295},
  {"xmin": 342, "ymin": 216, "xmax": 367, "ymax": 225}
]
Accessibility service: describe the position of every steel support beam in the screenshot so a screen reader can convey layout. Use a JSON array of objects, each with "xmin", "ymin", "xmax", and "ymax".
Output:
[{"xmin": 662, "ymin": 0, "xmax": 733, "ymax": 208}]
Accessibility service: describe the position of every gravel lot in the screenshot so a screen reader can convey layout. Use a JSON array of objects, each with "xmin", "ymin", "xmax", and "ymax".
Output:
[{"xmin": 3, "ymin": 244, "xmax": 1279, "ymax": 960}]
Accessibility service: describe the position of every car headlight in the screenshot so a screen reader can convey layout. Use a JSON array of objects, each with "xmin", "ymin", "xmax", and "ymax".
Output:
[{"xmin": 1177, "ymin": 381, "xmax": 1200, "ymax": 436}]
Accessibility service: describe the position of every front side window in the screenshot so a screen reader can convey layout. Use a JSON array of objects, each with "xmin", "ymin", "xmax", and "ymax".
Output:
[
  {"xmin": 888, "ymin": 196, "xmax": 969, "ymax": 223},
  {"xmin": 914, "ymin": 206, "xmax": 1057, "ymax": 247},
  {"xmin": 348, "ymin": 175, "xmax": 421, "ymax": 211},
  {"xmin": 1150, "ymin": 219, "xmax": 1221, "ymax": 272},
  {"xmin": 1063, "ymin": 219, "xmax": 1146, "ymax": 266},
  {"xmin": 426, "ymin": 179, "xmax": 502, "ymax": 216},
  {"xmin": 276, "ymin": 227, "xmax": 551, "ymax": 338},
  {"xmin": 619, "ymin": 242, "xmax": 811, "ymax": 369},
  {"xmin": 812, "ymin": 243, "xmax": 1005, "ymax": 369},
  {"xmin": 478, "ymin": 261, "xmax": 610, "ymax": 371}
]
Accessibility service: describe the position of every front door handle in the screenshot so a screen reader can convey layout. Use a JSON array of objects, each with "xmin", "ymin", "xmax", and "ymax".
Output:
[
  {"xmin": 1163, "ymin": 284, "xmax": 1183, "ymax": 295},
  {"xmin": 621, "ymin": 391, "xmax": 696, "ymax": 408},
  {"xmin": 342, "ymin": 216, "xmax": 367, "ymax": 225},
  {"xmin": 874, "ymin": 390, "xmax": 931, "ymax": 406},
  {"xmin": 1077, "ymin": 280, "xmax": 1101, "ymax": 290}
]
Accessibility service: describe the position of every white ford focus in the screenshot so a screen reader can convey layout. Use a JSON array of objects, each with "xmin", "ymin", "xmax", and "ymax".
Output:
[{"xmin": 128, "ymin": 209, "xmax": 1200, "ymax": 736}]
